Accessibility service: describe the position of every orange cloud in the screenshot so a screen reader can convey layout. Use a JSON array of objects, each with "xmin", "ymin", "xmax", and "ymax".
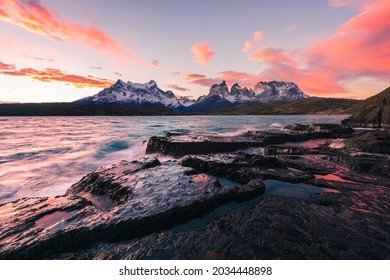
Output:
[
  {"xmin": 0, "ymin": 61, "xmax": 15, "ymax": 70},
  {"xmin": 242, "ymin": 31, "xmax": 264, "ymax": 53},
  {"xmin": 191, "ymin": 42, "xmax": 215, "ymax": 65},
  {"xmin": 306, "ymin": 0, "xmax": 390, "ymax": 77},
  {"xmin": 250, "ymin": 47, "xmax": 297, "ymax": 66},
  {"xmin": 0, "ymin": 61, "xmax": 113, "ymax": 88},
  {"xmin": 0, "ymin": 0, "xmax": 146, "ymax": 64},
  {"xmin": 245, "ymin": 0, "xmax": 390, "ymax": 96},
  {"xmin": 166, "ymin": 84, "xmax": 190, "ymax": 92}
]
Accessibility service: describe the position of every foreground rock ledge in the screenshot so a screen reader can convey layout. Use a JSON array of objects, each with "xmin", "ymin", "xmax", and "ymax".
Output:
[{"xmin": 0, "ymin": 158, "xmax": 263, "ymax": 259}]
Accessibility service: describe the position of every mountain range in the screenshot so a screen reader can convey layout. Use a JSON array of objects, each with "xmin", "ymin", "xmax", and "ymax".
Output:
[{"xmin": 75, "ymin": 79, "xmax": 308, "ymax": 112}]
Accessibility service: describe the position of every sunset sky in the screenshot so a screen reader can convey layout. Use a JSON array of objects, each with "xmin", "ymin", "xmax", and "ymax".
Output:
[{"xmin": 0, "ymin": 0, "xmax": 389, "ymax": 102}]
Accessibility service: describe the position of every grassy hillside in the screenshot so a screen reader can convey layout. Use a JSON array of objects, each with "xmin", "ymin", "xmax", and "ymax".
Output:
[
  {"xmin": 209, "ymin": 97, "xmax": 359, "ymax": 115},
  {"xmin": 342, "ymin": 87, "xmax": 390, "ymax": 128}
]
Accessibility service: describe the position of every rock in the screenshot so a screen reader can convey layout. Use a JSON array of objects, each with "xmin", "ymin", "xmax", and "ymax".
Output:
[
  {"xmin": 0, "ymin": 158, "xmax": 264, "ymax": 259},
  {"xmin": 54, "ymin": 190, "xmax": 390, "ymax": 260},
  {"xmin": 66, "ymin": 158, "xmax": 161, "ymax": 207},
  {"xmin": 180, "ymin": 153, "xmax": 313, "ymax": 184},
  {"xmin": 244, "ymin": 131, "xmax": 298, "ymax": 145},
  {"xmin": 244, "ymin": 124, "xmax": 352, "ymax": 147},
  {"xmin": 284, "ymin": 123, "xmax": 353, "ymax": 136},
  {"xmin": 264, "ymin": 145, "xmax": 308, "ymax": 155},
  {"xmin": 146, "ymin": 134, "xmax": 262, "ymax": 157},
  {"xmin": 323, "ymin": 130, "xmax": 390, "ymax": 178}
]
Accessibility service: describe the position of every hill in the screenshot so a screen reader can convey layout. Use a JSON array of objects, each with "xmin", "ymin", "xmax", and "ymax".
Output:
[
  {"xmin": 342, "ymin": 87, "xmax": 390, "ymax": 128},
  {"xmin": 0, "ymin": 103, "xmax": 179, "ymax": 116},
  {"xmin": 208, "ymin": 97, "xmax": 359, "ymax": 115}
]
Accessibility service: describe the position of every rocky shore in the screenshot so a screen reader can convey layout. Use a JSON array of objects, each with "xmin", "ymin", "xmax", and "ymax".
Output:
[{"xmin": 0, "ymin": 124, "xmax": 389, "ymax": 259}]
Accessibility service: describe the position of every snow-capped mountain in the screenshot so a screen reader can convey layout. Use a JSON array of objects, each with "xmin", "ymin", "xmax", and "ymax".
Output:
[
  {"xmin": 187, "ymin": 80, "xmax": 308, "ymax": 112},
  {"xmin": 254, "ymin": 81, "xmax": 308, "ymax": 102},
  {"xmin": 76, "ymin": 79, "xmax": 184, "ymax": 108},
  {"xmin": 177, "ymin": 96, "xmax": 196, "ymax": 107},
  {"xmin": 75, "ymin": 79, "xmax": 308, "ymax": 113}
]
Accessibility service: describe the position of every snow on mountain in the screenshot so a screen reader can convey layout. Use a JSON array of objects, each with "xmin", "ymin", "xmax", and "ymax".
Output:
[
  {"xmin": 254, "ymin": 81, "xmax": 308, "ymax": 102},
  {"xmin": 177, "ymin": 96, "xmax": 196, "ymax": 107},
  {"xmin": 75, "ymin": 79, "xmax": 180, "ymax": 108},
  {"xmin": 75, "ymin": 79, "xmax": 308, "ymax": 112}
]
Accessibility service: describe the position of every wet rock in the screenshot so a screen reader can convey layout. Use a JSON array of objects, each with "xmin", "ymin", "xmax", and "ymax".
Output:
[
  {"xmin": 244, "ymin": 131, "xmax": 297, "ymax": 145},
  {"xmin": 180, "ymin": 153, "xmax": 313, "ymax": 184},
  {"xmin": 244, "ymin": 124, "xmax": 352, "ymax": 147},
  {"xmin": 284, "ymin": 123, "xmax": 353, "ymax": 135},
  {"xmin": 54, "ymin": 189, "xmax": 390, "ymax": 260},
  {"xmin": 0, "ymin": 158, "xmax": 264, "ymax": 259},
  {"xmin": 264, "ymin": 145, "xmax": 308, "ymax": 155},
  {"xmin": 146, "ymin": 134, "xmax": 262, "ymax": 157},
  {"xmin": 66, "ymin": 158, "xmax": 161, "ymax": 207}
]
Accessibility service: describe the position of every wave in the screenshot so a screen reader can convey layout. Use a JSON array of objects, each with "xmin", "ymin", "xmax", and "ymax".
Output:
[{"xmin": 95, "ymin": 140, "xmax": 131, "ymax": 159}]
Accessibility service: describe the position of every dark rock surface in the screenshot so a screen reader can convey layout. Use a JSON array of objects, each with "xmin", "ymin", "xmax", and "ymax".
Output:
[
  {"xmin": 0, "ymin": 158, "xmax": 263, "ymax": 259},
  {"xmin": 146, "ymin": 134, "xmax": 262, "ymax": 157}
]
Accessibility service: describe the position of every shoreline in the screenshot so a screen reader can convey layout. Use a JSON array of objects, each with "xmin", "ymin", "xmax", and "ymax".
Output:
[{"xmin": 0, "ymin": 123, "xmax": 389, "ymax": 259}]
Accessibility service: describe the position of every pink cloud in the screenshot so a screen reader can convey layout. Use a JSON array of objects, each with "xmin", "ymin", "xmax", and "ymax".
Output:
[
  {"xmin": 0, "ymin": 61, "xmax": 16, "ymax": 70},
  {"xmin": 327, "ymin": 0, "xmax": 371, "ymax": 8},
  {"xmin": 191, "ymin": 42, "xmax": 215, "ymax": 65},
  {"xmin": 250, "ymin": 47, "xmax": 297, "ymax": 66},
  {"xmin": 307, "ymin": 0, "xmax": 390, "ymax": 76},
  {"xmin": 0, "ymin": 60, "xmax": 113, "ymax": 88},
  {"xmin": 0, "ymin": 0, "xmax": 146, "ymax": 65},
  {"xmin": 166, "ymin": 84, "xmax": 190, "ymax": 92},
  {"xmin": 242, "ymin": 31, "xmax": 264, "ymax": 53},
  {"xmin": 244, "ymin": 0, "xmax": 390, "ymax": 96}
]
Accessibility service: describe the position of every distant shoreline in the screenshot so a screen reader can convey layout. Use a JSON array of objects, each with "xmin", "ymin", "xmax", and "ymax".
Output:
[{"xmin": 0, "ymin": 97, "xmax": 358, "ymax": 116}]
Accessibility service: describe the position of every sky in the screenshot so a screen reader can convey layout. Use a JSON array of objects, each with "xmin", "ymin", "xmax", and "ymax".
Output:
[{"xmin": 0, "ymin": 0, "xmax": 389, "ymax": 102}]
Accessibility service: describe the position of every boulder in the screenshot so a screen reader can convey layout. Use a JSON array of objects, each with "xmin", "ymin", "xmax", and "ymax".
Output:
[{"xmin": 146, "ymin": 134, "xmax": 262, "ymax": 157}]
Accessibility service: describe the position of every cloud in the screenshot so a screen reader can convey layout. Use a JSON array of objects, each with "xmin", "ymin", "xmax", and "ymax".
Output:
[
  {"xmin": 176, "ymin": 72, "xmax": 219, "ymax": 87},
  {"xmin": 191, "ymin": 42, "xmax": 215, "ymax": 65},
  {"xmin": 0, "ymin": 61, "xmax": 16, "ymax": 70},
  {"xmin": 90, "ymin": 65, "xmax": 103, "ymax": 70},
  {"xmin": 33, "ymin": 56, "xmax": 53, "ymax": 62},
  {"xmin": 250, "ymin": 47, "xmax": 297, "ymax": 66},
  {"xmin": 306, "ymin": 0, "xmax": 390, "ymax": 78},
  {"xmin": 327, "ymin": 0, "xmax": 371, "ymax": 8},
  {"xmin": 242, "ymin": 31, "xmax": 264, "ymax": 53},
  {"xmin": 151, "ymin": 59, "xmax": 160, "ymax": 68},
  {"xmin": 166, "ymin": 84, "xmax": 190, "ymax": 92},
  {"xmin": 113, "ymin": 71, "xmax": 123, "ymax": 77},
  {"xmin": 283, "ymin": 24, "xmax": 299, "ymax": 33},
  {"xmin": 0, "ymin": 60, "xmax": 113, "ymax": 88},
  {"xmin": 244, "ymin": 0, "xmax": 390, "ymax": 96},
  {"xmin": 0, "ymin": 0, "xmax": 145, "ymax": 64}
]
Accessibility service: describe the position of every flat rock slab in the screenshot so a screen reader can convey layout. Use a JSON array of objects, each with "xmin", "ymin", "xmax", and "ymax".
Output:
[
  {"xmin": 180, "ymin": 153, "xmax": 314, "ymax": 184},
  {"xmin": 245, "ymin": 124, "xmax": 353, "ymax": 146},
  {"xmin": 54, "ymin": 189, "xmax": 390, "ymax": 260},
  {"xmin": 146, "ymin": 134, "xmax": 262, "ymax": 157},
  {"xmin": 0, "ymin": 158, "xmax": 264, "ymax": 259}
]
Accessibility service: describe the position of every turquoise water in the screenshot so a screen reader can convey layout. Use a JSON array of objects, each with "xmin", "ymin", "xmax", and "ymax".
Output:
[{"xmin": 0, "ymin": 115, "xmax": 347, "ymax": 204}]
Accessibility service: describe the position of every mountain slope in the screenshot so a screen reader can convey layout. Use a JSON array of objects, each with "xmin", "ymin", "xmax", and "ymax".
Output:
[
  {"xmin": 209, "ymin": 97, "xmax": 359, "ymax": 115},
  {"xmin": 75, "ymin": 80, "xmax": 182, "ymax": 108},
  {"xmin": 342, "ymin": 87, "xmax": 390, "ymax": 128},
  {"xmin": 186, "ymin": 80, "xmax": 308, "ymax": 113}
]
